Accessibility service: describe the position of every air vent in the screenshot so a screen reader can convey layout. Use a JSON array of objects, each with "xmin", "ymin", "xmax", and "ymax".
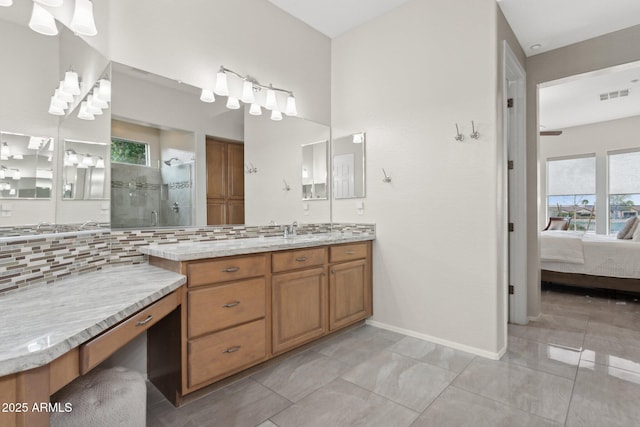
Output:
[{"xmin": 600, "ymin": 89, "xmax": 630, "ymax": 101}]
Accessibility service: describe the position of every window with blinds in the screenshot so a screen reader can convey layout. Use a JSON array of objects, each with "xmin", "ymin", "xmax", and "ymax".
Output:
[
  {"xmin": 547, "ymin": 155, "xmax": 596, "ymax": 232},
  {"xmin": 608, "ymin": 149, "xmax": 640, "ymax": 233}
]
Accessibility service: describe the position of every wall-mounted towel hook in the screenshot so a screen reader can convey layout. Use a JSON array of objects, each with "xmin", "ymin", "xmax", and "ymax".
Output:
[
  {"xmin": 454, "ymin": 124, "xmax": 464, "ymax": 141},
  {"xmin": 382, "ymin": 168, "xmax": 392, "ymax": 183},
  {"xmin": 282, "ymin": 179, "xmax": 290, "ymax": 191},
  {"xmin": 245, "ymin": 162, "xmax": 258, "ymax": 174},
  {"xmin": 470, "ymin": 121, "xmax": 480, "ymax": 140}
]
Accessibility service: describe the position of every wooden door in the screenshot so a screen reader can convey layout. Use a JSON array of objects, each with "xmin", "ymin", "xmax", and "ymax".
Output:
[
  {"xmin": 329, "ymin": 259, "xmax": 369, "ymax": 330},
  {"xmin": 272, "ymin": 267, "xmax": 327, "ymax": 354},
  {"xmin": 206, "ymin": 138, "xmax": 245, "ymax": 224}
]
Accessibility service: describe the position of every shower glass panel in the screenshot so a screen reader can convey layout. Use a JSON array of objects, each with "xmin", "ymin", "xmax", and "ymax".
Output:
[{"xmin": 110, "ymin": 126, "xmax": 195, "ymax": 228}]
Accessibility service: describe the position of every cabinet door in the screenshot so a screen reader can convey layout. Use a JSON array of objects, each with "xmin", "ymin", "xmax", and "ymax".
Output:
[
  {"xmin": 227, "ymin": 200, "xmax": 245, "ymax": 225},
  {"xmin": 272, "ymin": 267, "xmax": 327, "ymax": 354},
  {"xmin": 227, "ymin": 142, "xmax": 245, "ymax": 199},
  {"xmin": 329, "ymin": 259, "xmax": 370, "ymax": 331},
  {"xmin": 207, "ymin": 199, "xmax": 225, "ymax": 225},
  {"xmin": 206, "ymin": 139, "xmax": 226, "ymax": 199}
]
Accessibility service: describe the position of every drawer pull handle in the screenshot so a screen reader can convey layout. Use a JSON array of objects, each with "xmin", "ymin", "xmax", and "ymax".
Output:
[
  {"xmin": 295, "ymin": 257, "xmax": 308, "ymax": 262},
  {"xmin": 222, "ymin": 301, "xmax": 241, "ymax": 308},
  {"xmin": 222, "ymin": 267, "xmax": 240, "ymax": 273},
  {"xmin": 223, "ymin": 346, "xmax": 241, "ymax": 354},
  {"xmin": 136, "ymin": 315, "xmax": 153, "ymax": 326},
  {"xmin": 345, "ymin": 251, "xmax": 355, "ymax": 255}
]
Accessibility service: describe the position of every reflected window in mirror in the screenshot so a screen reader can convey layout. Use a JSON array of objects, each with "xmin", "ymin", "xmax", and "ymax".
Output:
[
  {"xmin": 333, "ymin": 132, "xmax": 366, "ymax": 199},
  {"xmin": 111, "ymin": 137, "xmax": 150, "ymax": 166},
  {"xmin": 0, "ymin": 132, "xmax": 54, "ymax": 199},
  {"xmin": 301, "ymin": 140, "xmax": 328, "ymax": 200},
  {"xmin": 63, "ymin": 139, "xmax": 109, "ymax": 200}
]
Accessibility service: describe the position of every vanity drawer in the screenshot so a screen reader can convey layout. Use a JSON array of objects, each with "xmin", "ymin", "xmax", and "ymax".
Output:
[
  {"xmin": 188, "ymin": 319, "xmax": 266, "ymax": 387},
  {"xmin": 330, "ymin": 242, "xmax": 368, "ymax": 263},
  {"xmin": 272, "ymin": 247, "xmax": 326, "ymax": 273},
  {"xmin": 188, "ymin": 278, "xmax": 265, "ymax": 338},
  {"xmin": 187, "ymin": 254, "xmax": 267, "ymax": 287},
  {"xmin": 80, "ymin": 291, "xmax": 179, "ymax": 374}
]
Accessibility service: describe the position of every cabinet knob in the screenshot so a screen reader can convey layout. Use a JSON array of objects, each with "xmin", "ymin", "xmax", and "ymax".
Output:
[
  {"xmin": 222, "ymin": 301, "xmax": 241, "ymax": 308},
  {"xmin": 222, "ymin": 346, "xmax": 241, "ymax": 354},
  {"xmin": 222, "ymin": 267, "xmax": 240, "ymax": 273}
]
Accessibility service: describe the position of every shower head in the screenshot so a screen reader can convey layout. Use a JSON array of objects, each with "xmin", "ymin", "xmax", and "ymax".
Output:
[{"xmin": 163, "ymin": 157, "xmax": 179, "ymax": 166}]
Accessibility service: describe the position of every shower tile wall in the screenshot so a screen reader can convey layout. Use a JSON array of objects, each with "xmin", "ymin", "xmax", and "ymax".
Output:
[
  {"xmin": 160, "ymin": 163, "xmax": 193, "ymax": 227},
  {"xmin": 111, "ymin": 163, "xmax": 162, "ymax": 228}
]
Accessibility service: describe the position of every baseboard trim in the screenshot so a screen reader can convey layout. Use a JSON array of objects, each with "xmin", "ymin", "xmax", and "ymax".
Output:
[{"xmin": 366, "ymin": 319, "xmax": 506, "ymax": 360}]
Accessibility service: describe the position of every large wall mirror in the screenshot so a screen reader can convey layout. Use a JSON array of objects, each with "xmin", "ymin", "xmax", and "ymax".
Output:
[
  {"xmin": 333, "ymin": 131, "xmax": 366, "ymax": 199},
  {"xmin": 301, "ymin": 140, "xmax": 328, "ymax": 200},
  {"xmin": 0, "ymin": 132, "xmax": 53, "ymax": 199}
]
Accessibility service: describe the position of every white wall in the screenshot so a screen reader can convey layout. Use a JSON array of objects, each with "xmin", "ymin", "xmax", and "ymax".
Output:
[
  {"xmin": 331, "ymin": 0, "xmax": 503, "ymax": 356},
  {"xmin": 539, "ymin": 115, "xmax": 640, "ymax": 233},
  {"xmin": 245, "ymin": 112, "xmax": 330, "ymax": 225},
  {"xmin": 107, "ymin": 0, "xmax": 331, "ymax": 126}
]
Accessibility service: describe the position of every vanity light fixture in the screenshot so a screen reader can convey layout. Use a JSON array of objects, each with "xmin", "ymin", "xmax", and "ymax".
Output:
[
  {"xmin": 29, "ymin": 2, "xmax": 58, "ymax": 36},
  {"xmin": 0, "ymin": 0, "xmax": 13, "ymax": 7},
  {"xmin": 77, "ymin": 102, "xmax": 95, "ymax": 120},
  {"xmin": 202, "ymin": 66, "xmax": 297, "ymax": 121},
  {"xmin": 70, "ymin": 0, "xmax": 97, "ymax": 36},
  {"xmin": 200, "ymin": 89, "xmax": 215, "ymax": 103},
  {"xmin": 85, "ymin": 96, "xmax": 102, "ymax": 114},
  {"xmin": 249, "ymin": 103, "xmax": 262, "ymax": 116},
  {"xmin": 96, "ymin": 79, "xmax": 111, "ymax": 102},
  {"xmin": 88, "ymin": 94, "xmax": 108, "ymax": 109},
  {"xmin": 270, "ymin": 109, "xmax": 283, "ymax": 121},
  {"xmin": 352, "ymin": 133, "xmax": 365, "ymax": 144},
  {"xmin": 62, "ymin": 70, "xmax": 81, "ymax": 95},
  {"xmin": 55, "ymin": 87, "xmax": 74, "ymax": 103},
  {"xmin": 226, "ymin": 97, "xmax": 240, "ymax": 110}
]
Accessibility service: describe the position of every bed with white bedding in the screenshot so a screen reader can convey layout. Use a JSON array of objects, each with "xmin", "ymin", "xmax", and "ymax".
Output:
[{"xmin": 541, "ymin": 230, "xmax": 640, "ymax": 292}]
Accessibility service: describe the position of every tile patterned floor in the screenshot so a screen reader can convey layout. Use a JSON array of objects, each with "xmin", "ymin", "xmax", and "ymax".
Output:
[{"xmin": 147, "ymin": 285, "xmax": 640, "ymax": 426}]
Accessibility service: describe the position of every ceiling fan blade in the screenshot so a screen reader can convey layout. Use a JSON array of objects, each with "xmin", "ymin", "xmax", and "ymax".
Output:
[{"xmin": 540, "ymin": 130, "xmax": 563, "ymax": 136}]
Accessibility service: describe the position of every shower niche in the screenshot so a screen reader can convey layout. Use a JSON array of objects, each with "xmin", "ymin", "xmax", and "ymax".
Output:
[{"xmin": 110, "ymin": 119, "xmax": 195, "ymax": 228}]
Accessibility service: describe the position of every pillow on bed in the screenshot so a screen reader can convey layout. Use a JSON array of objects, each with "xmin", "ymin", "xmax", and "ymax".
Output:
[
  {"xmin": 626, "ymin": 218, "xmax": 640, "ymax": 239},
  {"xmin": 617, "ymin": 217, "xmax": 637, "ymax": 239}
]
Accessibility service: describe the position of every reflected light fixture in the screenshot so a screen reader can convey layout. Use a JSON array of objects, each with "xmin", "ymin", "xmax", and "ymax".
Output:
[
  {"xmin": 95, "ymin": 157, "xmax": 105, "ymax": 169},
  {"xmin": 285, "ymin": 93, "xmax": 297, "ymax": 116},
  {"xmin": 352, "ymin": 133, "xmax": 365, "ymax": 144},
  {"xmin": 249, "ymin": 103, "xmax": 262, "ymax": 116},
  {"xmin": 226, "ymin": 97, "xmax": 240, "ymax": 110},
  {"xmin": 200, "ymin": 88, "xmax": 215, "ymax": 103},
  {"xmin": 241, "ymin": 80, "xmax": 255, "ymax": 104},
  {"xmin": 70, "ymin": 0, "xmax": 97, "ymax": 36},
  {"xmin": 35, "ymin": 0, "xmax": 62, "ymax": 6},
  {"xmin": 0, "ymin": 0, "xmax": 13, "ymax": 7},
  {"xmin": 0, "ymin": 169, "xmax": 4, "ymax": 179},
  {"xmin": 88, "ymin": 93, "xmax": 108, "ymax": 109},
  {"xmin": 270, "ymin": 109, "xmax": 282, "ymax": 121},
  {"xmin": 77, "ymin": 102, "xmax": 95, "ymax": 120},
  {"xmin": 265, "ymin": 86, "xmax": 277, "ymax": 111},
  {"xmin": 96, "ymin": 79, "xmax": 111, "ymax": 102},
  {"xmin": 29, "ymin": 2, "xmax": 58, "ymax": 36},
  {"xmin": 203, "ymin": 65, "xmax": 297, "ymax": 121},
  {"xmin": 12, "ymin": 154, "xmax": 23, "ymax": 160},
  {"xmin": 1, "ymin": 142, "xmax": 11, "ymax": 158},
  {"xmin": 66, "ymin": 150, "xmax": 78, "ymax": 164},
  {"xmin": 12, "ymin": 169, "xmax": 20, "ymax": 180},
  {"xmin": 62, "ymin": 70, "xmax": 81, "ymax": 95},
  {"xmin": 82, "ymin": 154, "xmax": 94, "ymax": 166}
]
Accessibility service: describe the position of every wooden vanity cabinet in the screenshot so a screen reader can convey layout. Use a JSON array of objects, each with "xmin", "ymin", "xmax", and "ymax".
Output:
[
  {"xmin": 182, "ymin": 254, "xmax": 269, "ymax": 392},
  {"xmin": 150, "ymin": 240, "xmax": 372, "ymax": 403}
]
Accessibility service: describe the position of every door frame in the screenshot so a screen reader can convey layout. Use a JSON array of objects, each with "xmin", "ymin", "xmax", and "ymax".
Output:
[{"xmin": 503, "ymin": 41, "xmax": 528, "ymax": 325}]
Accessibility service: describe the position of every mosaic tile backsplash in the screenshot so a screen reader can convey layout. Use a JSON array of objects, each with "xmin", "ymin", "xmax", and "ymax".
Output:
[
  {"xmin": 0, "ymin": 223, "xmax": 375, "ymax": 294},
  {"xmin": 0, "ymin": 231, "xmax": 110, "ymax": 294}
]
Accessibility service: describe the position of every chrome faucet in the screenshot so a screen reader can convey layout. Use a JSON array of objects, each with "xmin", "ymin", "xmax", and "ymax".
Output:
[
  {"xmin": 283, "ymin": 221, "xmax": 298, "ymax": 238},
  {"xmin": 35, "ymin": 221, "xmax": 55, "ymax": 232},
  {"xmin": 79, "ymin": 220, "xmax": 98, "ymax": 230}
]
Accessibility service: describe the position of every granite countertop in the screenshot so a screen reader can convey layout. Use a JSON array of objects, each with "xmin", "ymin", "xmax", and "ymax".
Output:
[
  {"xmin": 139, "ymin": 232, "xmax": 376, "ymax": 261},
  {"xmin": 0, "ymin": 264, "xmax": 186, "ymax": 377}
]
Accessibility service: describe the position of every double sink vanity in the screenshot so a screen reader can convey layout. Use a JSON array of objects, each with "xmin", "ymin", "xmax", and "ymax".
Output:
[{"xmin": 0, "ymin": 231, "xmax": 373, "ymax": 426}]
